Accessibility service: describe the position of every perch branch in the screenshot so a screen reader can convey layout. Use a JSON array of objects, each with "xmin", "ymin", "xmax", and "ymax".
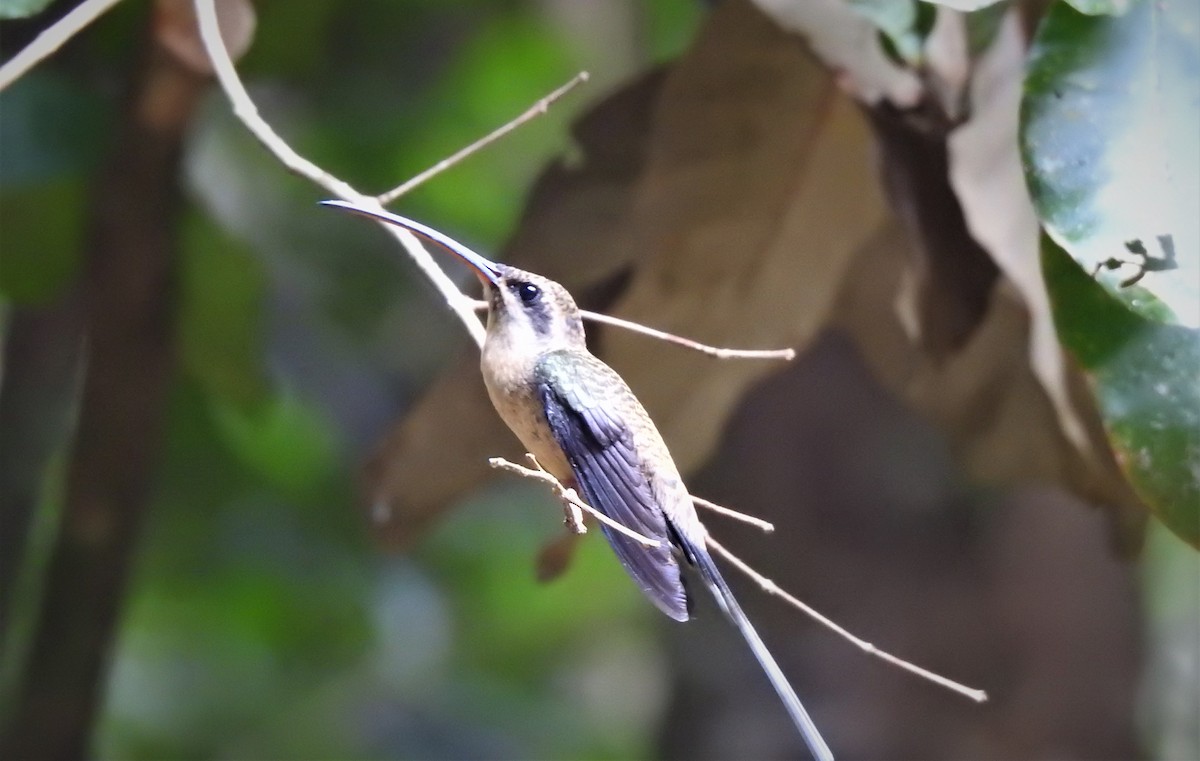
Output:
[
  {"xmin": 581, "ymin": 310, "xmax": 796, "ymax": 360},
  {"xmin": 489, "ymin": 455, "xmax": 661, "ymax": 549},
  {"xmin": 193, "ymin": 0, "xmax": 485, "ymax": 345},
  {"xmin": 470, "ymin": 300, "xmax": 795, "ymax": 361},
  {"xmin": 706, "ymin": 535, "xmax": 988, "ymax": 703},
  {"xmin": 376, "ymin": 71, "xmax": 590, "ymax": 205},
  {"xmin": 0, "ymin": 0, "xmax": 124, "ymax": 93},
  {"xmin": 692, "ymin": 496, "xmax": 775, "ymax": 533},
  {"xmin": 198, "ymin": 0, "xmax": 781, "ymax": 361}
]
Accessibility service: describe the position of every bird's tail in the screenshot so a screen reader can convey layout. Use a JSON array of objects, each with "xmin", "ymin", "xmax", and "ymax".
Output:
[{"xmin": 687, "ymin": 539, "xmax": 834, "ymax": 761}]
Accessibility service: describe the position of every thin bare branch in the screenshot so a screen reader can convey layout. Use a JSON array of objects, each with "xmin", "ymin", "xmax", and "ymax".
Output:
[
  {"xmin": 197, "ymin": 0, "xmax": 780, "ymax": 361},
  {"xmin": 196, "ymin": 0, "xmax": 350, "ymax": 196},
  {"xmin": 584, "ymin": 310, "xmax": 796, "ymax": 360},
  {"xmin": 376, "ymin": 71, "xmax": 590, "ymax": 206},
  {"xmin": 0, "ymin": 0, "xmax": 124, "ymax": 92},
  {"xmin": 489, "ymin": 455, "xmax": 662, "ymax": 549},
  {"xmin": 470, "ymin": 300, "xmax": 795, "ymax": 360},
  {"xmin": 192, "ymin": 0, "xmax": 485, "ymax": 346},
  {"xmin": 706, "ymin": 535, "xmax": 989, "ymax": 703},
  {"xmin": 692, "ymin": 496, "xmax": 775, "ymax": 533}
]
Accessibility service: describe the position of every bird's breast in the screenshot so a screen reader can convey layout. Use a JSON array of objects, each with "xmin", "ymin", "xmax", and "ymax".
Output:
[{"xmin": 480, "ymin": 348, "xmax": 572, "ymax": 479}]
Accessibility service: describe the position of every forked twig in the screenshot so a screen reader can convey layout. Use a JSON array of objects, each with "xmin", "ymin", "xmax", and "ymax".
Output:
[
  {"xmin": 377, "ymin": 71, "xmax": 590, "ymax": 205},
  {"xmin": 196, "ymin": 0, "xmax": 353, "ymax": 198},
  {"xmin": 198, "ymin": 0, "xmax": 787, "ymax": 369},
  {"xmin": 489, "ymin": 455, "xmax": 661, "ymax": 549},
  {"xmin": 706, "ymin": 535, "xmax": 988, "ymax": 703},
  {"xmin": 471, "ymin": 300, "xmax": 796, "ymax": 361},
  {"xmin": 193, "ymin": 0, "xmax": 486, "ymax": 346},
  {"xmin": 198, "ymin": 0, "xmax": 981, "ymax": 709},
  {"xmin": 693, "ymin": 496, "xmax": 775, "ymax": 533}
]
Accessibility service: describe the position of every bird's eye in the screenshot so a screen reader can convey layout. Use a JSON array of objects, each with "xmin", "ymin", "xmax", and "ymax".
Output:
[{"xmin": 515, "ymin": 282, "xmax": 541, "ymax": 303}]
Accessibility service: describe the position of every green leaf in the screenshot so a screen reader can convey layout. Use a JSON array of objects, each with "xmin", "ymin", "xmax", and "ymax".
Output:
[
  {"xmin": 0, "ymin": 182, "xmax": 84, "ymax": 303},
  {"xmin": 1043, "ymin": 236, "xmax": 1200, "ymax": 548},
  {"xmin": 965, "ymin": 2, "xmax": 1011, "ymax": 57},
  {"xmin": 848, "ymin": 1, "xmax": 928, "ymax": 65},
  {"xmin": 917, "ymin": 0, "xmax": 1005, "ymax": 11},
  {"xmin": 178, "ymin": 212, "xmax": 268, "ymax": 411},
  {"xmin": 210, "ymin": 391, "xmax": 341, "ymax": 500},
  {"xmin": 1021, "ymin": 0, "xmax": 1199, "ymax": 328},
  {"xmin": 396, "ymin": 13, "xmax": 577, "ymax": 242},
  {"xmin": 0, "ymin": 0, "xmax": 53, "ymax": 19},
  {"xmin": 0, "ymin": 72, "xmax": 112, "ymax": 303},
  {"xmin": 922, "ymin": 0, "xmax": 1128, "ymax": 15},
  {"xmin": 1062, "ymin": 0, "xmax": 1132, "ymax": 16},
  {"xmin": 0, "ymin": 72, "xmax": 111, "ymax": 186}
]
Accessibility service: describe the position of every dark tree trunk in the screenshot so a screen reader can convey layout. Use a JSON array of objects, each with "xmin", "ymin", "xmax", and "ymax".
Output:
[{"xmin": 0, "ymin": 13, "xmax": 209, "ymax": 758}]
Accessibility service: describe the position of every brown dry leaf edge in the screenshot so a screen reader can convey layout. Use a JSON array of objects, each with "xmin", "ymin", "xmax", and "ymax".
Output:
[{"xmin": 363, "ymin": 0, "xmax": 1145, "ymax": 557}]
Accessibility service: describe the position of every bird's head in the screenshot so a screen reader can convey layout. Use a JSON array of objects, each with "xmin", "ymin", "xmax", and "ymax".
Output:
[{"xmin": 321, "ymin": 200, "xmax": 586, "ymax": 352}]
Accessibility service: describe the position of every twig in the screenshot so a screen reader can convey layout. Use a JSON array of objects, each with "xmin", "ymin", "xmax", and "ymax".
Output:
[
  {"xmin": 707, "ymin": 536, "xmax": 988, "ymax": 703},
  {"xmin": 489, "ymin": 455, "xmax": 661, "ymax": 549},
  {"xmin": 376, "ymin": 71, "xmax": 590, "ymax": 205},
  {"xmin": 192, "ymin": 0, "xmax": 486, "ymax": 346},
  {"xmin": 0, "ymin": 0, "xmax": 124, "ymax": 92},
  {"xmin": 196, "ymin": 0, "xmax": 351, "ymax": 197},
  {"xmin": 582, "ymin": 310, "xmax": 796, "ymax": 360},
  {"xmin": 194, "ymin": 0, "xmax": 986, "ymax": 715},
  {"xmin": 693, "ymin": 496, "xmax": 774, "ymax": 533},
  {"xmin": 470, "ymin": 300, "xmax": 795, "ymax": 361},
  {"xmin": 197, "ymin": 0, "xmax": 783, "ymax": 362}
]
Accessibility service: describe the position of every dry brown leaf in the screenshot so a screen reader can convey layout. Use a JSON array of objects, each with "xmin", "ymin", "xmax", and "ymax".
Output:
[
  {"xmin": 362, "ymin": 70, "xmax": 671, "ymax": 548},
  {"xmin": 750, "ymin": 0, "xmax": 922, "ymax": 106},
  {"xmin": 364, "ymin": 0, "xmax": 1144, "ymax": 556},
  {"xmin": 364, "ymin": 0, "xmax": 884, "ymax": 549},
  {"xmin": 155, "ymin": 0, "xmax": 255, "ymax": 75},
  {"xmin": 831, "ymin": 218, "xmax": 1145, "ymax": 553},
  {"xmin": 808, "ymin": 5, "xmax": 1146, "ymax": 550},
  {"xmin": 603, "ymin": 22, "xmax": 881, "ymax": 473}
]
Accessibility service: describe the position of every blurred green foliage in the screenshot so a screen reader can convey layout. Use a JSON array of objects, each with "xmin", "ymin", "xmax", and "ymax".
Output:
[
  {"xmin": 5, "ymin": 0, "xmax": 1195, "ymax": 757},
  {"xmin": 1, "ymin": 1, "xmax": 700, "ymax": 758},
  {"xmin": 0, "ymin": 0, "xmax": 52, "ymax": 21}
]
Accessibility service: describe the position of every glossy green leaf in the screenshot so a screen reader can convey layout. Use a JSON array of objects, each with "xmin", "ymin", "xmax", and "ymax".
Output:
[
  {"xmin": 920, "ymin": 0, "xmax": 1127, "ymax": 14},
  {"xmin": 1061, "ymin": 0, "xmax": 1132, "ymax": 15},
  {"xmin": 1043, "ymin": 236, "xmax": 1200, "ymax": 547},
  {"xmin": 1022, "ymin": 0, "xmax": 1199, "ymax": 328},
  {"xmin": 917, "ymin": 0, "xmax": 1005, "ymax": 11},
  {"xmin": 0, "ymin": 0, "xmax": 53, "ymax": 19}
]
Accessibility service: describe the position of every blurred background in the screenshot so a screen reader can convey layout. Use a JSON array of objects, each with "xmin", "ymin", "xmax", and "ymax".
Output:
[{"xmin": 1, "ymin": 0, "xmax": 1197, "ymax": 759}]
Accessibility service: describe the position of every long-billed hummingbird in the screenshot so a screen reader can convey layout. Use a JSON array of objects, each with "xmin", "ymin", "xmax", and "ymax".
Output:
[{"xmin": 323, "ymin": 200, "xmax": 834, "ymax": 761}]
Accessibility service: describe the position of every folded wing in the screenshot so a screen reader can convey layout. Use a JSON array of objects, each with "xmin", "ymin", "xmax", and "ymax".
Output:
[{"xmin": 535, "ymin": 351, "xmax": 689, "ymax": 621}]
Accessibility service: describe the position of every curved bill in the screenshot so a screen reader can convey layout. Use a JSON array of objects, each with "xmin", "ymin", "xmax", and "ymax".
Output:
[{"xmin": 320, "ymin": 199, "xmax": 501, "ymax": 285}]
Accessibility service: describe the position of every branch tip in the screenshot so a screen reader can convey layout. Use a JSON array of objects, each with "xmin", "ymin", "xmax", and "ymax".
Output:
[
  {"xmin": 706, "ymin": 535, "xmax": 988, "ymax": 703},
  {"xmin": 376, "ymin": 70, "xmax": 591, "ymax": 205}
]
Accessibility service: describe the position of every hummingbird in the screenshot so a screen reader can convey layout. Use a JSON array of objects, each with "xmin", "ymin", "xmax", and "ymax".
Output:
[{"xmin": 322, "ymin": 200, "xmax": 834, "ymax": 761}]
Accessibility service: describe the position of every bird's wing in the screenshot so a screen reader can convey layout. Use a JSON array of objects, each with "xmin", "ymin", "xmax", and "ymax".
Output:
[{"xmin": 534, "ymin": 352, "xmax": 689, "ymax": 621}]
